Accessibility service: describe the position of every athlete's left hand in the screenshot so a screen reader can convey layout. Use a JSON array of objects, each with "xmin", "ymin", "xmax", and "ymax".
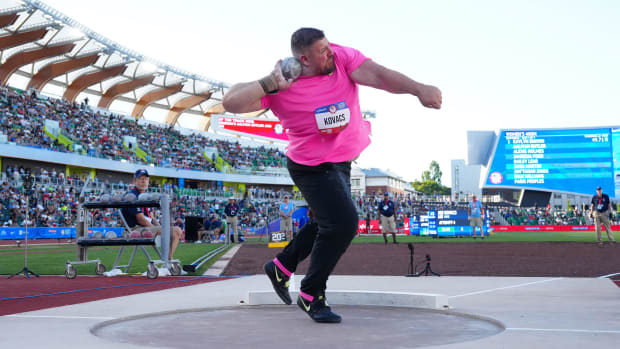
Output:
[{"xmin": 418, "ymin": 84, "xmax": 442, "ymax": 109}]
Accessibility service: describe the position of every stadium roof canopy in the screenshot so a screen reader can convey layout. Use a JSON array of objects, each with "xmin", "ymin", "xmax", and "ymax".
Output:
[{"xmin": 0, "ymin": 0, "xmax": 258, "ymax": 130}]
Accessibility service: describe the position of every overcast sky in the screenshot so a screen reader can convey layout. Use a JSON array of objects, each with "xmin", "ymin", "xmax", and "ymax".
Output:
[{"xmin": 31, "ymin": 0, "xmax": 620, "ymax": 185}]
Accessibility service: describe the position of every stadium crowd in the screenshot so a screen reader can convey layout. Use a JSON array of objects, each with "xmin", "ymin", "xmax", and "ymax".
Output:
[
  {"xmin": 2, "ymin": 168, "xmax": 618, "ymax": 234},
  {"xmin": 0, "ymin": 86, "xmax": 286, "ymax": 173},
  {"xmin": 0, "ymin": 168, "xmax": 288, "ymax": 233},
  {"xmin": 497, "ymin": 206, "xmax": 608, "ymax": 226}
]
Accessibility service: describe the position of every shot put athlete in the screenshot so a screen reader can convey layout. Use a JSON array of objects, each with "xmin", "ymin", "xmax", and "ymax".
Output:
[
  {"xmin": 121, "ymin": 169, "xmax": 182, "ymax": 259},
  {"xmin": 223, "ymin": 27, "xmax": 441, "ymax": 323}
]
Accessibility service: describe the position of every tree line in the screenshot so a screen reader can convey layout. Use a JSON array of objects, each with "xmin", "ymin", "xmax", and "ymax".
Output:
[{"xmin": 411, "ymin": 160, "xmax": 451, "ymax": 196}]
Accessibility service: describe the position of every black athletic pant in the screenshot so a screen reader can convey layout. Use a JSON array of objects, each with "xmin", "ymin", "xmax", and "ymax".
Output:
[{"xmin": 276, "ymin": 159, "xmax": 358, "ymax": 298}]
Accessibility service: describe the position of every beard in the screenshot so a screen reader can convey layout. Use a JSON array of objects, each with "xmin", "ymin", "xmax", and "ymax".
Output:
[{"xmin": 320, "ymin": 58, "xmax": 336, "ymax": 75}]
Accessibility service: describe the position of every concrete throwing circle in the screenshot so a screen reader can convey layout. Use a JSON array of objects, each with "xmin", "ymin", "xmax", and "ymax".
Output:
[{"xmin": 92, "ymin": 305, "xmax": 504, "ymax": 349}]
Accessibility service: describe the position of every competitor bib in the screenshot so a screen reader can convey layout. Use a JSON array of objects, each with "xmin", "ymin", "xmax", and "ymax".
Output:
[{"xmin": 315, "ymin": 101, "xmax": 350, "ymax": 135}]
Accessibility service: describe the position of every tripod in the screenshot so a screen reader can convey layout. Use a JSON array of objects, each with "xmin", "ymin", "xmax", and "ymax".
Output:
[
  {"xmin": 405, "ymin": 243, "xmax": 417, "ymax": 277},
  {"xmin": 415, "ymin": 254, "xmax": 440, "ymax": 277},
  {"xmin": 8, "ymin": 176, "xmax": 39, "ymax": 279}
]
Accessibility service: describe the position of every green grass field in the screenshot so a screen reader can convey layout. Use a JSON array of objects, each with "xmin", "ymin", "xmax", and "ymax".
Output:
[
  {"xmin": 0, "ymin": 242, "xmax": 230, "ymax": 277},
  {"xmin": 1, "ymin": 230, "xmax": 618, "ymax": 276}
]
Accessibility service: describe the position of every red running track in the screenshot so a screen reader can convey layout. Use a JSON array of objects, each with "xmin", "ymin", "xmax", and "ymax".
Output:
[
  {"xmin": 1, "ymin": 275, "xmax": 617, "ymax": 317},
  {"xmin": 0, "ymin": 275, "xmax": 234, "ymax": 316}
]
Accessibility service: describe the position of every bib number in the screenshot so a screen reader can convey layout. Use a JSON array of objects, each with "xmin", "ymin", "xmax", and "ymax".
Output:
[{"xmin": 315, "ymin": 101, "xmax": 350, "ymax": 135}]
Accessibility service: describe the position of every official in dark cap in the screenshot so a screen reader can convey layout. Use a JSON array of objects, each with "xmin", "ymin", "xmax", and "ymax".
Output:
[
  {"xmin": 121, "ymin": 169, "xmax": 182, "ymax": 258},
  {"xmin": 378, "ymin": 192, "xmax": 398, "ymax": 244},
  {"xmin": 224, "ymin": 196, "xmax": 240, "ymax": 243},
  {"xmin": 590, "ymin": 186, "xmax": 616, "ymax": 246}
]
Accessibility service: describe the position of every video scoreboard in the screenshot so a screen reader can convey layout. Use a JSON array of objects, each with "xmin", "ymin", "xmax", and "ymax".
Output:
[
  {"xmin": 410, "ymin": 209, "xmax": 490, "ymax": 237},
  {"xmin": 485, "ymin": 127, "xmax": 620, "ymax": 198}
]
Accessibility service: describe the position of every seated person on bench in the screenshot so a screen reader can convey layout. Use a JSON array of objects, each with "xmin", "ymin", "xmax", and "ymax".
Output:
[
  {"xmin": 196, "ymin": 216, "xmax": 212, "ymax": 242},
  {"xmin": 121, "ymin": 169, "xmax": 182, "ymax": 259},
  {"xmin": 199, "ymin": 214, "xmax": 223, "ymax": 242}
]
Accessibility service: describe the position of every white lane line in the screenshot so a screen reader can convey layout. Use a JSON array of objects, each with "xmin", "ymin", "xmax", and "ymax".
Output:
[
  {"xmin": 448, "ymin": 278, "xmax": 564, "ymax": 299},
  {"xmin": 5, "ymin": 315, "xmax": 114, "ymax": 320},
  {"xmin": 598, "ymin": 272, "xmax": 620, "ymax": 279},
  {"xmin": 508, "ymin": 327, "xmax": 620, "ymax": 334}
]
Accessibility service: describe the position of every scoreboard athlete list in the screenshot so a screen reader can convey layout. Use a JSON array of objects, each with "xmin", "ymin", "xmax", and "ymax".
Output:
[{"xmin": 486, "ymin": 128, "xmax": 619, "ymax": 197}]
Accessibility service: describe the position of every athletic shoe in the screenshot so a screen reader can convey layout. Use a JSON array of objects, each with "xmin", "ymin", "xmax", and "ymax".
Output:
[
  {"xmin": 263, "ymin": 261, "xmax": 292, "ymax": 305},
  {"xmin": 297, "ymin": 294, "xmax": 342, "ymax": 323}
]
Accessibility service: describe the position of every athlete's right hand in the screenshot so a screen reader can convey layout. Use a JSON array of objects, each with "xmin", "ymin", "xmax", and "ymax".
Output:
[{"xmin": 272, "ymin": 60, "xmax": 294, "ymax": 91}]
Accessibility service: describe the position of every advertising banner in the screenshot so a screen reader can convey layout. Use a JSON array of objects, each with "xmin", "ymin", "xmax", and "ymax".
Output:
[
  {"xmin": 357, "ymin": 220, "xmax": 381, "ymax": 234},
  {"xmin": 0, "ymin": 227, "xmax": 125, "ymax": 240},
  {"xmin": 492, "ymin": 225, "xmax": 620, "ymax": 232},
  {"xmin": 212, "ymin": 115, "xmax": 289, "ymax": 142}
]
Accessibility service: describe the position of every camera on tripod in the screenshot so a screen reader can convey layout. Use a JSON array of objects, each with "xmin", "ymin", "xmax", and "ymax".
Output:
[{"xmin": 405, "ymin": 243, "xmax": 440, "ymax": 277}]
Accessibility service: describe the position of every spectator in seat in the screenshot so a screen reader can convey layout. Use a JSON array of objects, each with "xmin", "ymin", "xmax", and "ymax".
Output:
[{"xmin": 198, "ymin": 214, "xmax": 222, "ymax": 243}]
